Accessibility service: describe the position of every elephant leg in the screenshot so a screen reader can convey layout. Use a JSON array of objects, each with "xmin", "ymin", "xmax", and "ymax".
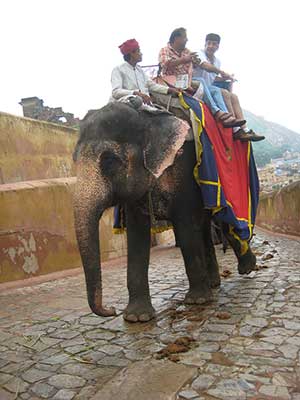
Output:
[
  {"xmin": 237, "ymin": 247, "xmax": 257, "ymax": 274},
  {"xmin": 203, "ymin": 212, "xmax": 221, "ymax": 288},
  {"xmin": 124, "ymin": 201, "xmax": 155, "ymax": 322},
  {"xmin": 222, "ymin": 224, "xmax": 256, "ymax": 274},
  {"xmin": 173, "ymin": 213, "xmax": 213, "ymax": 305}
]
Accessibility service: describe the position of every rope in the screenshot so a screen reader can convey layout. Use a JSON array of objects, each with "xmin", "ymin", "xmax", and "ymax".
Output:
[{"xmin": 166, "ymin": 95, "xmax": 172, "ymax": 112}]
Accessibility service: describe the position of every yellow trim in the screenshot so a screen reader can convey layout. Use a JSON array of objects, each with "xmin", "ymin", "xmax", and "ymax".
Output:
[
  {"xmin": 217, "ymin": 177, "xmax": 221, "ymax": 207},
  {"xmin": 201, "ymin": 102, "xmax": 205, "ymax": 128},
  {"xmin": 226, "ymin": 201, "xmax": 254, "ymax": 225},
  {"xmin": 179, "ymin": 92, "xmax": 191, "ymax": 110},
  {"xmin": 113, "ymin": 228, "xmax": 125, "ymax": 234},
  {"xmin": 236, "ymin": 217, "xmax": 251, "ymax": 223},
  {"xmin": 151, "ymin": 225, "xmax": 173, "ymax": 234},
  {"xmin": 113, "ymin": 225, "xmax": 173, "ymax": 235},
  {"xmin": 198, "ymin": 176, "xmax": 221, "ymax": 208},
  {"xmin": 212, "ymin": 206, "xmax": 223, "ymax": 215},
  {"xmin": 199, "ymin": 179, "xmax": 219, "ymax": 186},
  {"xmin": 226, "ymin": 200, "xmax": 233, "ymax": 208},
  {"xmin": 229, "ymin": 226, "xmax": 249, "ymax": 256}
]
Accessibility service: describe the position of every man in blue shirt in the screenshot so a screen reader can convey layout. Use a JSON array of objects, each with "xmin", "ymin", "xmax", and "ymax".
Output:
[{"xmin": 193, "ymin": 33, "xmax": 264, "ymax": 142}]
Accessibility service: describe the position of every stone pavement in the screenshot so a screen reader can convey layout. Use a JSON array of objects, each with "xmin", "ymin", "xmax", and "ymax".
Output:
[{"xmin": 1, "ymin": 229, "xmax": 300, "ymax": 400}]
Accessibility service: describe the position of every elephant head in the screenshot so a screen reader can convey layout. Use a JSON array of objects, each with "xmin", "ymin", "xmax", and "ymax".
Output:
[{"xmin": 73, "ymin": 103, "xmax": 190, "ymax": 317}]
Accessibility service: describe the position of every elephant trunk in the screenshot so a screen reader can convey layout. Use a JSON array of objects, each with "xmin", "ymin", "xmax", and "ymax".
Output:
[{"xmin": 74, "ymin": 172, "xmax": 116, "ymax": 317}]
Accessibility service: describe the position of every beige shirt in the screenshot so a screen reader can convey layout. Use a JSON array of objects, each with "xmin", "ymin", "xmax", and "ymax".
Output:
[{"xmin": 111, "ymin": 62, "xmax": 168, "ymax": 101}]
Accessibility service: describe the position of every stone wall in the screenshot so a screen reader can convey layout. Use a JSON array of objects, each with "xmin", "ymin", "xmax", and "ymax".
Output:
[
  {"xmin": 0, "ymin": 178, "xmax": 128, "ymax": 283},
  {"xmin": 0, "ymin": 111, "xmax": 78, "ymax": 184},
  {"xmin": 0, "ymin": 112, "xmax": 126, "ymax": 283},
  {"xmin": 0, "ymin": 112, "xmax": 173, "ymax": 283},
  {"xmin": 256, "ymin": 181, "xmax": 300, "ymax": 236}
]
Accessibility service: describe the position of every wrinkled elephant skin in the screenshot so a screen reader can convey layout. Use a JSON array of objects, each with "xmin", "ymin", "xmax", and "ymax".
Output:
[{"xmin": 73, "ymin": 103, "xmax": 256, "ymax": 322}]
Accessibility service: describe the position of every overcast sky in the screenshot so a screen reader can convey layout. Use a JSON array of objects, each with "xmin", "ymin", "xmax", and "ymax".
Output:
[{"xmin": 1, "ymin": 0, "xmax": 300, "ymax": 133}]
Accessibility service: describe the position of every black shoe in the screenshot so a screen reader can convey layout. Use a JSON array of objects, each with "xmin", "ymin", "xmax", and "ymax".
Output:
[
  {"xmin": 222, "ymin": 118, "xmax": 246, "ymax": 128},
  {"xmin": 242, "ymin": 129, "xmax": 265, "ymax": 142},
  {"xmin": 234, "ymin": 128, "xmax": 265, "ymax": 142}
]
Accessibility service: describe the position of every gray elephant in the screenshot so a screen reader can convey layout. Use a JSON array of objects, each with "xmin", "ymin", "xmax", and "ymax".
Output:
[{"xmin": 73, "ymin": 102, "xmax": 256, "ymax": 322}]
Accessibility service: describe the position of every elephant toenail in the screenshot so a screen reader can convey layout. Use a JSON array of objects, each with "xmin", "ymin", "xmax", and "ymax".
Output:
[
  {"xmin": 125, "ymin": 314, "xmax": 138, "ymax": 322},
  {"xmin": 139, "ymin": 313, "xmax": 152, "ymax": 322}
]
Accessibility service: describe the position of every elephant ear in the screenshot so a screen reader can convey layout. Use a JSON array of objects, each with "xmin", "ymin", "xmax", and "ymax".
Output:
[{"xmin": 143, "ymin": 115, "xmax": 190, "ymax": 178}]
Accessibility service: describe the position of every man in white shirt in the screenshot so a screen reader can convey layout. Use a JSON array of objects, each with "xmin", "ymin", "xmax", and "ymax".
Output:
[
  {"xmin": 193, "ymin": 33, "xmax": 265, "ymax": 142},
  {"xmin": 111, "ymin": 39, "xmax": 178, "ymax": 108},
  {"xmin": 193, "ymin": 37, "xmax": 231, "ymax": 87}
]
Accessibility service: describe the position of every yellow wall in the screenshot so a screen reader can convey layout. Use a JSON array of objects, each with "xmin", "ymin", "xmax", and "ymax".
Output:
[
  {"xmin": 0, "ymin": 112, "xmax": 173, "ymax": 283},
  {"xmin": 0, "ymin": 178, "xmax": 127, "ymax": 283},
  {"xmin": 0, "ymin": 112, "xmax": 126, "ymax": 283},
  {"xmin": 0, "ymin": 112, "xmax": 78, "ymax": 184},
  {"xmin": 257, "ymin": 181, "xmax": 300, "ymax": 236}
]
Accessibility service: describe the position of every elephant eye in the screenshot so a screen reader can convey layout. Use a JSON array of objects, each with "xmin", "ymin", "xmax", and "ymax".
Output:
[{"xmin": 100, "ymin": 151, "xmax": 123, "ymax": 174}]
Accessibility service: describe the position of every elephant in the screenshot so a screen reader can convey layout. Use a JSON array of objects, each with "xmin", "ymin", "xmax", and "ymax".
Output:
[{"xmin": 73, "ymin": 102, "xmax": 256, "ymax": 322}]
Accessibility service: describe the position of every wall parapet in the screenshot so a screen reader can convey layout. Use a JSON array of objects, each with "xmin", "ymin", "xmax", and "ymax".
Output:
[
  {"xmin": 0, "ymin": 178, "xmax": 127, "ymax": 283},
  {"xmin": 0, "ymin": 111, "xmax": 78, "ymax": 184},
  {"xmin": 256, "ymin": 180, "xmax": 300, "ymax": 236}
]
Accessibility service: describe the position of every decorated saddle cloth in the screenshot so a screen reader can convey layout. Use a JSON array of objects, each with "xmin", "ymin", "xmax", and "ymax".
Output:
[
  {"xmin": 113, "ymin": 93, "xmax": 259, "ymax": 249},
  {"xmin": 179, "ymin": 93, "xmax": 259, "ymax": 248}
]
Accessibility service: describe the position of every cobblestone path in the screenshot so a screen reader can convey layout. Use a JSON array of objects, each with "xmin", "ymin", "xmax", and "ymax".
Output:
[{"xmin": 1, "ymin": 229, "xmax": 300, "ymax": 399}]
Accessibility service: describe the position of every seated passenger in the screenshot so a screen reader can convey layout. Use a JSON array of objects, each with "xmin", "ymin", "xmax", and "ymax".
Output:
[
  {"xmin": 110, "ymin": 38, "xmax": 178, "ymax": 109},
  {"xmin": 193, "ymin": 33, "xmax": 265, "ymax": 142},
  {"xmin": 158, "ymin": 27, "xmax": 244, "ymax": 129}
]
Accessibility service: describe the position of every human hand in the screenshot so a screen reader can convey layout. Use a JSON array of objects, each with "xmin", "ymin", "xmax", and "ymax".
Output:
[
  {"xmin": 185, "ymin": 86, "xmax": 195, "ymax": 95},
  {"xmin": 134, "ymin": 91, "xmax": 152, "ymax": 104},
  {"xmin": 167, "ymin": 87, "xmax": 180, "ymax": 96},
  {"xmin": 191, "ymin": 52, "xmax": 201, "ymax": 65},
  {"xmin": 220, "ymin": 71, "xmax": 235, "ymax": 81},
  {"xmin": 181, "ymin": 54, "xmax": 193, "ymax": 63}
]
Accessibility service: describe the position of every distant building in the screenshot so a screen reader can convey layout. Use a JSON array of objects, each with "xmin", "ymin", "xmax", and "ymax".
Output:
[
  {"xmin": 270, "ymin": 157, "xmax": 284, "ymax": 167},
  {"xmin": 19, "ymin": 97, "xmax": 80, "ymax": 127},
  {"xmin": 19, "ymin": 97, "xmax": 44, "ymax": 119},
  {"xmin": 259, "ymin": 155, "xmax": 300, "ymax": 193}
]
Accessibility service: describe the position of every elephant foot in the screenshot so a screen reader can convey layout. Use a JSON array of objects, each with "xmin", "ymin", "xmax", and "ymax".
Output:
[
  {"xmin": 209, "ymin": 272, "xmax": 221, "ymax": 288},
  {"xmin": 124, "ymin": 301, "xmax": 155, "ymax": 323},
  {"xmin": 207, "ymin": 258, "xmax": 221, "ymax": 288},
  {"xmin": 238, "ymin": 248, "xmax": 257, "ymax": 275},
  {"xmin": 210, "ymin": 277, "xmax": 221, "ymax": 288},
  {"xmin": 184, "ymin": 287, "xmax": 213, "ymax": 305}
]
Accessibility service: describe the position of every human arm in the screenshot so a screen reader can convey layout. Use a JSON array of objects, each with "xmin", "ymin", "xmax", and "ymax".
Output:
[
  {"xmin": 200, "ymin": 61, "xmax": 234, "ymax": 81},
  {"xmin": 167, "ymin": 87, "xmax": 180, "ymax": 95},
  {"xmin": 162, "ymin": 54, "xmax": 193, "ymax": 69},
  {"xmin": 133, "ymin": 87, "xmax": 178, "ymax": 104},
  {"xmin": 146, "ymin": 76, "xmax": 169, "ymax": 95},
  {"xmin": 159, "ymin": 47, "xmax": 197, "ymax": 70}
]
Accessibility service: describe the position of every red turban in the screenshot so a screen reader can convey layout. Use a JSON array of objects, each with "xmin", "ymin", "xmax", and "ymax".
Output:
[{"xmin": 118, "ymin": 39, "xmax": 139, "ymax": 55}]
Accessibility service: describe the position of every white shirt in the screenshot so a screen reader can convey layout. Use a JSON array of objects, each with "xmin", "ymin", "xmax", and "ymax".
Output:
[
  {"xmin": 110, "ymin": 62, "xmax": 169, "ymax": 101},
  {"xmin": 193, "ymin": 49, "xmax": 221, "ymax": 86}
]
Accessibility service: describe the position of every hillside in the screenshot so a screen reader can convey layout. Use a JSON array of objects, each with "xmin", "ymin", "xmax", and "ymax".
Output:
[{"xmin": 243, "ymin": 110, "xmax": 300, "ymax": 167}]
